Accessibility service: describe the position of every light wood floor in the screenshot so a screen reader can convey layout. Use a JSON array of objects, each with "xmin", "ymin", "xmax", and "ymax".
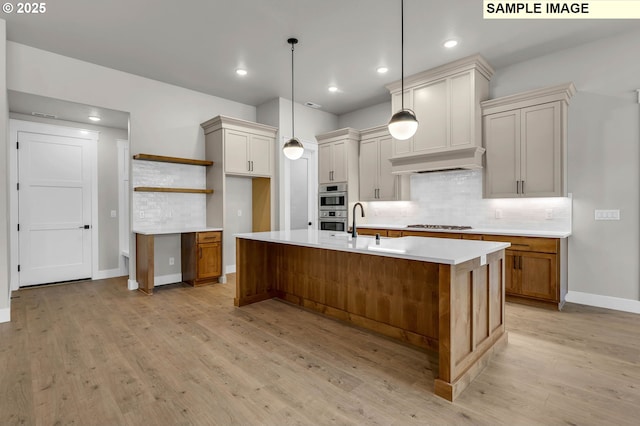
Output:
[{"xmin": 2, "ymin": 276, "xmax": 640, "ymax": 425}]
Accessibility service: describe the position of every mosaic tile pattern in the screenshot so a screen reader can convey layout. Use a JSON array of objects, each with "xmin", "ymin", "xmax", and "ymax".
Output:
[
  {"xmin": 365, "ymin": 170, "xmax": 572, "ymax": 232},
  {"xmin": 132, "ymin": 160, "xmax": 206, "ymax": 231}
]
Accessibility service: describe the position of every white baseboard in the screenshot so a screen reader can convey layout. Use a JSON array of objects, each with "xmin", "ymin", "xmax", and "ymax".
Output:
[
  {"xmin": 127, "ymin": 279, "xmax": 138, "ymax": 291},
  {"xmin": 127, "ymin": 274, "xmax": 182, "ymax": 291},
  {"xmin": 154, "ymin": 273, "xmax": 183, "ymax": 287},
  {"xmin": 93, "ymin": 268, "xmax": 127, "ymax": 280},
  {"xmin": 566, "ymin": 291, "xmax": 640, "ymax": 314},
  {"xmin": 0, "ymin": 307, "xmax": 10, "ymax": 323},
  {"xmin": 225, "ymin": 265, "xmax": 236, "ymax": 274}
]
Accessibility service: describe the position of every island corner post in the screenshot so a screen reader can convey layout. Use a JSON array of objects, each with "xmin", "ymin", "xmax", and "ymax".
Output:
[{"xmin": 235, "ymin": 236, "xmax": 507, "ymax": 402}]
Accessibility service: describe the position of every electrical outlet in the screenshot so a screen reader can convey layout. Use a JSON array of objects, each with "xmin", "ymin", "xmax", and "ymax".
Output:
[
  {"xmin": 595, "ymin": 209, "xmax": 620, "ymax": 220},
  {"xmin": 169, "ymin": 257, "xmax": 175, "ymax": 266},
  {"xmin": 110, "ymin": 210, "xmax": 117, "ymax": 218},
  {"xmin": 545, "ymin": 209, "xmax": 553, "ymax": 220},
  {"xmin": 495, "ymin": 209, "xmax": 503, "ymax": 219},
  {"xmin": 237, "ymin": 209, "xmax": 242, "ymax": 217},
  {"xmin": 139, "ymin": 211, "xmax": 145, "ymax": 219}
]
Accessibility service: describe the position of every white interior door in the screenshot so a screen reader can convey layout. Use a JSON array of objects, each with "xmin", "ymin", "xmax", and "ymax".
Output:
[
  {"xmin": 18, "ymin": 131, "xmax": 93, "ymax": 286},
  {"xmin": 288, "ymin": 143, "xmax": 317, "ymax": 230}
]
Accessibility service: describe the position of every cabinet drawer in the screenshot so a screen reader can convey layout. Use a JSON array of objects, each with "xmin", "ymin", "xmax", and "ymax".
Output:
[
  {"xmin": 387, "ymin": 230, "xmax": 403, "ymax": 238},
  {"xmin": 357, "ymin": 228, "xmax": 388, "ymax": 237},
  {"xmin": 483, "ymin": 235, "xmax": 558, "ymax": 253},
  {"xmin": 197, "ymin": 231, "xmax": 222, "ymax": 243}
]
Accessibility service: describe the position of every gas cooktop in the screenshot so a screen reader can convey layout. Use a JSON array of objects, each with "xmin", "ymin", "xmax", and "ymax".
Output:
[{"xmin": 406, "ymin": 224, "xmax": 473, "ymax": 230}]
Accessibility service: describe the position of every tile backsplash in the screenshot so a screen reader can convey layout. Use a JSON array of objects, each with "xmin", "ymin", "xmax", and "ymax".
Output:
[
  {"xmin": 365, "ymin": 169, "xmax": 571, "ymax": 232},
  {"xmin": 132, "ymin": 160, "xmax": 206, "ymax": 231}
]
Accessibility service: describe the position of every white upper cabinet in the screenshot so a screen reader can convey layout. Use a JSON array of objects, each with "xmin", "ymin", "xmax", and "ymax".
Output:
[
  {"xmin": 386, "ymin": 54, "xmax": 493, "ymax": 173},
  {"xmin": 200, "ymin": 116, "xmax": 276, "ymax": 178},
  {"xmin": 358, "ymin": 126, "xmax": 406, "ymax": 201},
  {"xmin": 316, "ymin": 128, "xmax": 360, "ymax": 187},
  {"xmin": 482, "ymin": 83, "xmax": 575, "ymax": 198}
]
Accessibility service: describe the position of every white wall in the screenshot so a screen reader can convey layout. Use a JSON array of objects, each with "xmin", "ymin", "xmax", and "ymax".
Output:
[
  {"xmin": 257, "ymin": 97, "xmax": 337, "ymax": 232},
  {"xmin": 5, "ymin": 42, "xmax": 256, "ymax": 289},
  {"xmin": 338, "ymin": 101, "xmax": 391, "ymax": 130},
  {"xmin": 491, "ymin": 29, "xmax": 640, "ymax": 302},
  {"xmin": 0, "ymin": 19, "xmax": 9, "ymax": 321}
]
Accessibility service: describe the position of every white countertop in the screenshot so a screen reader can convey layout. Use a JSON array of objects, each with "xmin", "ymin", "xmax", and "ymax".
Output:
[
  {"xmin": 358, "ymin": 224, "xmax": 571, "ymax": 238},
  {"xmin": 133, "ymin": 227, "xmax": 223, "ymax": 236},
  {"xmin": 235, "ymin": 229, "xmax": 510, "ymax": 265}
]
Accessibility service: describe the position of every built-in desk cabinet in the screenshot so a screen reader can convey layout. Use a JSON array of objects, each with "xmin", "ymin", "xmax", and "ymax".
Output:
[{"xmin": 181, "ymin": 231, "xmax": 222, "ymax": 286}]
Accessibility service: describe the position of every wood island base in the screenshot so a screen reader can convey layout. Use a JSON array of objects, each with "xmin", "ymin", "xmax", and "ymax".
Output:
[{"xmin": 235, "ymin": 237, "xmax": 507, "ymax": 402}]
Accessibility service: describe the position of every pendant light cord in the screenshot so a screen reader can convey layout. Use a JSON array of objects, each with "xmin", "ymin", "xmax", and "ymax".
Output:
[
  {"xmin": 401, "ymin": 0, "xmax": 404, "ymax": 110},
  {"xmin": 291, "ymin": 41, "xmax": 295, "ymax": 138}
]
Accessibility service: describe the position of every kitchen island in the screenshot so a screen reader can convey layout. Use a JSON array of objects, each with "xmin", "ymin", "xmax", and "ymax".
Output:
[{"xmin": 235, "ymin": 230, "xmax": 509, "ymax": 401}]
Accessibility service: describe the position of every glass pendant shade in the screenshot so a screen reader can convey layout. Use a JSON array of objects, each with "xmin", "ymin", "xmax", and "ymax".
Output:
[
  {"xmin": 283, "ymin": 137, "xmax": 304, "ymax": 160},
  {"xmin": 388, "ymin": 109, "xmax": 418, "ymax": 140}
]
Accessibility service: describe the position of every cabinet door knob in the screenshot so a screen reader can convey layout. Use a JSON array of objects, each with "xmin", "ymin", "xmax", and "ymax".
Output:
[{"xmin": 521, "ymin": 180, "xmax": 525, "ymax": 194}]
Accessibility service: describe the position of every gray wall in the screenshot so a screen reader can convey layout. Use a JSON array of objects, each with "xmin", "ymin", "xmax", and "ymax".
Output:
[
  {"xmin": 1, "ymin": 19, "xmax": 9, "ymax": 315},
  {"xmin": 223, "ymin": 176, "xmax": 253, "ymax": 270},
  {"xmin": 9, "ymin": 112, "xmax": 128, "ymax": 272},
  {"xmin": 491, "ymin": 29, "xmax": 640, "ymax": 301},
  {"xmin": 337, "ymin": 101, "xmax": 391, "ymax": 130},
  {"xmin": 5, "ymin": 41, "xmax": 256, "ymax": 288}
]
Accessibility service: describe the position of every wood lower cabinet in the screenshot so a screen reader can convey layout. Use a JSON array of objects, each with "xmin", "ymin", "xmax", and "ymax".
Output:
[
  {"xmin": 473, "ymin": 234, "xmax": 565, "ymax": 310},
  {"xmin": 355, "ymin": 228, "xmax": 403, "ymax": 238},
  {"xmin": 369, "ymin": 228, "xmax": 566, "ymax": 310},
  {"xmin": 181, "ymin": 231, "xmax": 222, "ymax": 286}
]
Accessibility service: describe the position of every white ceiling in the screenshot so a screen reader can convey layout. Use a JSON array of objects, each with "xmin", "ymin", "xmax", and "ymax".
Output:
[
  {"xmin": 4, "ymin": 0, "xmax": 639, "ymax": 115},
  {"xmin": 8, "ymin": 90, "xmax": 130, "ymax": 129}
]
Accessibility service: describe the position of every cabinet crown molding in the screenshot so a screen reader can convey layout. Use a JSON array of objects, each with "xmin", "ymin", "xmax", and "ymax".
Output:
[
  {"xmin": 386, "ymin": 54, "xmax": 494, "ymax": 94},
  {"xmin": 482, "ymin": 82, "xmax": 576, "ymax": 115},
  {"xmin": 359, "ymin": 124, "xmax": 390, "ymax": 139},
  {"xmin": 200, "ymin": 115, "xmax": 278, "ymax": 137},
  {"xmin": 315, "ymin": 127, "xmax": 361, "ymax": 144}
]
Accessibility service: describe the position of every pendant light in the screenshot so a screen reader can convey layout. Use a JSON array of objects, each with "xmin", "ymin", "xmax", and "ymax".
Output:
[
  {"xmin": 283, "ymin": 37, "xmax": 304, "ymax": 160},
  {"xmin": 388, "ymin": 0, "xmax": 418, "ymax": 140}
]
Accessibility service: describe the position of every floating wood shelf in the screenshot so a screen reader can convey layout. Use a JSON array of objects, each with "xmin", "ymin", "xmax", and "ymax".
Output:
[
  {"xmin": 133, "ymin": 153, "xmax": 213, "ymax": 167},
  {"xmin": 134, "ymin": 187, "xmax": 214, "ymax": 194}
]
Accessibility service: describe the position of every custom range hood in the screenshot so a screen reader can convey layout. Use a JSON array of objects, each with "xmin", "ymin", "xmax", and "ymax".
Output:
[
  {"xmin": 386, "ymin": 54, "xmax": 494, "ymax": 174},
  {"xmin": 389, "ymin": 146, "xmax": 486, "ymax": 174}
]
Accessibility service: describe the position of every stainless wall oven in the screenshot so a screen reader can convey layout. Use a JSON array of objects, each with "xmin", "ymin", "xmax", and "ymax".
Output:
[
  {"xmin": 319, "ymin": 210, "xmax": 348, "ymax": 232},
  {"xmin": 319, "ymin": 183, "xmax": 347, "ymax": 210},
  {"xmin": 319, "ymin": 183, "xmax": 348, "ymax": 232}
]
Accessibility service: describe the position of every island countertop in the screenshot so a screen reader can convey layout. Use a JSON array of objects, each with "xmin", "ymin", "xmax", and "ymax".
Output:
[{"xmin": 235, "ymin": 229, "xmax": 509, "ymax": 265}]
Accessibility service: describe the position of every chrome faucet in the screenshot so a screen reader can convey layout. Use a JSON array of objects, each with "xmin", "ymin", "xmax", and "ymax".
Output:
[{"xmin": 351, "ymin": 202, "xmax": 365, "ymax": 238}]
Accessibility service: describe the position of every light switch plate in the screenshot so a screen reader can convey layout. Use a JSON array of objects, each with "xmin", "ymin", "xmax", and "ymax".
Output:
[
  {"xmin": 595, "ymin": 209, "xmax": 620, "ymax": 220},
  {"xmin": 495, "ymin": 209, "xmax": 503, "ymax": 219},
  {"xmin": 110, "ymin": 210, "xmax": 117, "ymax": 218}
]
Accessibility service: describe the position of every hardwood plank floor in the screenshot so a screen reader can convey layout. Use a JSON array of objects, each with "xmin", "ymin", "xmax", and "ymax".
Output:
[{"xmin": 1, "ymin": 275, "xmax": 640, "ymax": 425}]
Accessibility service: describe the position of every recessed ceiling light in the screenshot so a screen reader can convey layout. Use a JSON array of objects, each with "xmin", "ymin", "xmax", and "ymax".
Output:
[
  {"xmin": 328, "ymin": 86, "xmax": 338, "ymax": 93},
  {"xmin": 377, "ymin": 66, "xmax": 389, "ymax": 74},
  {"xmin": 88, "ymin": 115, "xmax": 101, "ymax": 122},
  {"xmin": 236, "ymin": 68, "xmax": 248, "ymax": 76},
  {"xmin": 443, "ymin": 39, "xmax": 458, "ymax": 48}
]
